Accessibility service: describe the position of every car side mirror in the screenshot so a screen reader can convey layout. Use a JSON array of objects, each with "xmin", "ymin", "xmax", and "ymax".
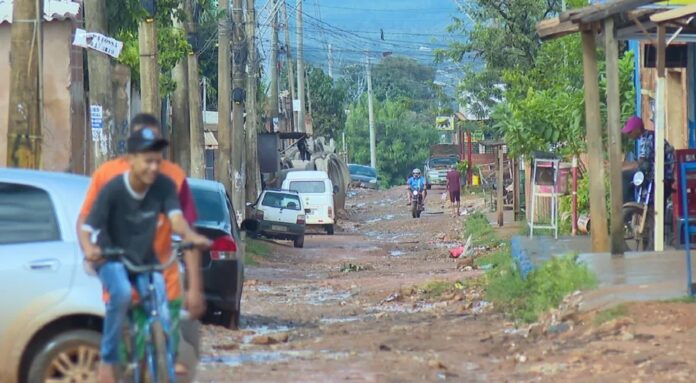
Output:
[
  {"xmin": 333, "ymin": 185, "xmax": 339, "ymax": 194},
  {"xmin": 305, "ymin": 208, "xmax": 311, "ymax": 214},
  {"xmin": 246, "ymin": 202, "xmax": 254, "ymax": 207}
]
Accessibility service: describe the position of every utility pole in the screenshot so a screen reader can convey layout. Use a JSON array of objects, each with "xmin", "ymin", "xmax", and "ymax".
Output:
[
  {"xmin": 282, "ymin": 0, "xmax": 296, "ymax": 130},
  {"xmin": 246, "ymin": 0, "xmax": 260, "ymax": 202},
  {"xmin": 171, "ymin": 6, "xmax": 191, "ymax": 172},
  {"xmin": 231, "ymin": 0, "xmax": 247, "ymax": 220},
  {"xmin": 269, "ymin": 0, "xmax": 279, "ymax": 120},
  {"xmin": 366, "ymin": 54, "xmax": 377, "ymax": 169},
  {"xmin": 139, "ymin": 13, "xmax": 160, "ymax": 118},
  {"xmin": 217, "ymin": 0, "xmax": 233, "ymax": 192},
  {"xmin": 296, "ymin": 0, "xmax": 305, "ymax": 133},
  {"xmin": 187, "ymin": 0, "xmax": 205, "ymax": 178},
  {"xmin": 7, "ymin": 0, "xmax": 42, "ymax": 169},
  {"xmin": 85, "ymin": 0, "xmax": 114, "ymax": 167},
  {"xmin": 328, "ymin": 43, "xmax": 333, "ymax": 78}
]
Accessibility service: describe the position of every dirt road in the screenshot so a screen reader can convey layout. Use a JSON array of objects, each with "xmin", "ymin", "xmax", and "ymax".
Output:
[{"xmin": 196, "ymin": 187, "xmax": 696, "ymax": 382}]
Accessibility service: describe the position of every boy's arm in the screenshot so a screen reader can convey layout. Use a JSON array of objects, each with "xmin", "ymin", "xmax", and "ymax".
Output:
[{"xmin": 79, "ymin": 183, "xmax": 113, "ymax": 262}]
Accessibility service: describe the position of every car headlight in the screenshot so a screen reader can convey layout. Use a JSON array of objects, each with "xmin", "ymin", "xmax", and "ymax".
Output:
[
  {"xmin": 369, "ymin": 179, "xmax": 377, "ymax": 183},
  {"xmin": 632, "ymin": 171, "xmax": 645, "ymax": 187}
]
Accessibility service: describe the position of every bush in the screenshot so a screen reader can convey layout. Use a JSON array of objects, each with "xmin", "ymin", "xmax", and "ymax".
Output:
[
  {"xmin": 464, "ymin": 212, "xmax": 499, "ymax": 247},
  {"xmin": 481, "ymin": 251, "xmax": 596, "ymax": 323}
]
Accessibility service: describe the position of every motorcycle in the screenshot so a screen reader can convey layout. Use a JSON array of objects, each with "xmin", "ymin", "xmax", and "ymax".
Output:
[
  {"xmin": 622, "ymin": 168, "xmax": 673, "ymax": 251},
  {"xmin": 411, "ymin": 189, "xmax": 424, "ymax": 218}
]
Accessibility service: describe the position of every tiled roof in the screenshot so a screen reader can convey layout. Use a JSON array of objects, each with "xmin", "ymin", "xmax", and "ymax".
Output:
[{"xmin": 0, "ymin": 0, "xmax": 81, "ymax": 25}]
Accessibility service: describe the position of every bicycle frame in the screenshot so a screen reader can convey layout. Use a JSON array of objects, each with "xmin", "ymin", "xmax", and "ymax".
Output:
[{"xmin": 126, "ymin": 271, "xmax": 176, "ymax": 383}]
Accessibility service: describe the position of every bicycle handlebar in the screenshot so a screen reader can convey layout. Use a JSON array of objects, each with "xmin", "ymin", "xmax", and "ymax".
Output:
[{"xmin": 101, "ymin": 242, "xmax": 196, "ymax": 274}]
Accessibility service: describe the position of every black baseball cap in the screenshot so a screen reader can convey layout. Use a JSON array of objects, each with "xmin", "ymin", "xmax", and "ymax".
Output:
[{"xmin": 127, "ymin": 127, "xmax": 169, "ymax": 153}]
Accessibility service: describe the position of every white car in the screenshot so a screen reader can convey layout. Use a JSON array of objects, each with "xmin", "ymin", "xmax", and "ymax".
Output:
[
  {"xmin": 249, "ymin": 189, "xmax": 307, "ymax": 248},
  {"xmin": 0, "ymin": 169, "xmax": 198, "ymax": 383},
  {"xmin": 282, "ymin": 171, "xmax": 337, "ymax": 235}
]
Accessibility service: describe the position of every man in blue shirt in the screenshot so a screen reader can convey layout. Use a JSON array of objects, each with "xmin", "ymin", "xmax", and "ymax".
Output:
[{"xmin": 407, "ymin": 168, "xmax": 427, "ymax": 205}]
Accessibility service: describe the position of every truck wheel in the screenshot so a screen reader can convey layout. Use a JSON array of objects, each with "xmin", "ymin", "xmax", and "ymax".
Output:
[
  {"xmin": 27, "ymin": 329, "xmax": 101, "ymax": 383},
  {"xmin": 294, "ymin": 235, "xmax": 305, "ymax": 248},
  {"xmin": 325, "ymin": 224, "xmax": 335, "ymax": 235}
]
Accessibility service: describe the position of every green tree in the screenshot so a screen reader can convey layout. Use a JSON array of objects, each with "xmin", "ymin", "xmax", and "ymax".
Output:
[{"xmin": 306, "ymin": 66, "xmax": 347, "ymax": 138}]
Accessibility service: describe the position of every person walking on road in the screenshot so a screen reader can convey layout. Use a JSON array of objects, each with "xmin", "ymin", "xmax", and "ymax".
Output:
[{"xmin": 446, "ymin": 164, "xmax": 461, "ymax": 217}]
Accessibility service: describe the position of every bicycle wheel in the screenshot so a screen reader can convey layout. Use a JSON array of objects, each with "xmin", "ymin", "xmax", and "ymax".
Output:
[{"xmin": 147, "ymin": 321, "xmax": 171, "ymax": 383}]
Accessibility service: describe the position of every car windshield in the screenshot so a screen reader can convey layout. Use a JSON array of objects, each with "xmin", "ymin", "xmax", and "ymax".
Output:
[
  {"xmin": 429, "ymin": 157, "xmax": 457, "ymax": 167},
  {"xmin": 349, "ymin": 165, "xmax": 376, "ymax": 178},
  {"xmin": 191, "ymin": 187, "xmax": 228, "ymax": 224},
  {"xmin": 289, "ymin": 181, "xmax": 326, "ymax": 194},
  {"xmin": 262, "ymin": 192, "xmax": 301, "ymax": 210}
]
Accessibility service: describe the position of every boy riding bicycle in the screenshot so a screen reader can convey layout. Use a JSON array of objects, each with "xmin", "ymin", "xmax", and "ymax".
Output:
[{"xmin": 78, "ymin": 128, "xmax": 210, "ymax": 383}]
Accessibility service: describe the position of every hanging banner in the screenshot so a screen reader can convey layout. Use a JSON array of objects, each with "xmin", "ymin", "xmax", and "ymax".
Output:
[{"xmin": 73, "ymin": 28, "xmax": 123, "ymax": 58}]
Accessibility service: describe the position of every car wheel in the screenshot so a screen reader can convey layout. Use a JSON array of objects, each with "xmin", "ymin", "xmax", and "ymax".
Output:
[
  {"xmin": 325, "ymin": 225, "xmax": 335, "ymax": 236},
  {"xmin": 294, "ymin": 235, "xmax": 305, "ymax": 248},
  {"xmin": 27, "ymin": 329, "xmax": 101, "ymax": 383},
  {"xmin": 220, "ymin": 309, "xmax": 241, "ymax": 330}
]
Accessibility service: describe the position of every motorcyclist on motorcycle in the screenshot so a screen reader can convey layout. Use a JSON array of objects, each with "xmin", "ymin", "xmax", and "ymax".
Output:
[
  {"xmin": 407, "ymin": 168, "xmax": 427, "ymax": 205},
  {"xmin": 621, "ymin": 116, "xmax": 675, "ymax": 202}
]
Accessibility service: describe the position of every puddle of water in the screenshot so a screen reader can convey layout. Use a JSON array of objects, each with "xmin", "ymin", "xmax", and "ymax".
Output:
[
  {"xmin": 306, "ymin": 288, "xmax": 353, "ymax": 305},
  {"xmin": 201, "ymin": 351, "xmax": 313, "ymax": 367},
  {"xmin": 390, "ymin": 250, "xmax": 406, "ymax": 257},
  {"xmin": 366, "ymin": 302, "xmax": 435, "ymax": 314},
  {"xmin": 319, "ymin": 316, "xmax": 361, "ymax": 324}
]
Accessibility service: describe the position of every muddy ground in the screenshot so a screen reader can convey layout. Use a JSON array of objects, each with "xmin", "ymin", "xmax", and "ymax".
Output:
[{"xmin": 196, "ymin": 187, "xmax": 696, "ymax": 382}]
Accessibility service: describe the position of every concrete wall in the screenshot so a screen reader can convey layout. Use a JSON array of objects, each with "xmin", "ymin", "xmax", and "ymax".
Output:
[{"xmin": 0, "ymin": 21, "xmax": 76, "ymax": 171}]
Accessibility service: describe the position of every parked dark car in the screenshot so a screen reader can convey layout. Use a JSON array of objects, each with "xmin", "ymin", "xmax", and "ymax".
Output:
[
  {"xmin": 348, "ymin": 164, "xmax": 379, "ymax": 189},
  {"xmin": 188, "ymin": 178, "xmax": 244, "ymax": 329}
]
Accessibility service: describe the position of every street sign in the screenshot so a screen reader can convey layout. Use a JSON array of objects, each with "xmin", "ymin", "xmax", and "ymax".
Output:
[{"xmin": 73, "ymin": 28, "xmax": 123, "ymax": 58}]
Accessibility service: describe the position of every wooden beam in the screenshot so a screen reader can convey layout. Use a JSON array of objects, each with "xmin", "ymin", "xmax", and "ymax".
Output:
[
  {"xmin": 654, "ymin": 24, "xmax": 666, "ymax": 251},
  {"xmin": 576, "ymin": 0, "xmax": 661, "ymax": 24},
  {"xmin": 537, "ymin": 17, "xmax": 579, "ymax": 40},
  {"xmin": 650, "ymin": 4, "xmax": 696, "ymax": 23},
  {"xmin": 604, "ymin": 18, "xmax": 625, "ymax": 255},
  {"xmin": 581, "ymin": 30, "xmax": 610, "ymax": 253}
]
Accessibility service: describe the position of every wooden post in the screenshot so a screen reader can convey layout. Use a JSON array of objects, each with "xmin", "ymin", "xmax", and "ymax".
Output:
[
  {"xmin": 581, "ymin": 29, "xmax": 610, "ymax": 252},
  {"xmin": 282, "ymin": 0, "xmax": 296, "ymax": 130},
  {"xmin": 139, "ymin": 17, "xmax": 160, "ymax": 118},
  {"xmin": 217, "ymin": 0, "xmax": 233, "ymax": 192},
  {"xmin": 604, "ymin": 18, "xmax": 624, "ymax": 255},
  {"xmin": 513, "ymin": 157, "xmax": 520, "ymax": 221},
  {"xmin": 7, "ymin": 0, "xmax": 41, "ymax": 169},
  {"xmin": 171, "ymin": 7, "xmax": 190, "ymax": 173},
  {"xmin": 188, "ymin": 53, "xmax": 205, "ymax": 179},
  {"xmin": 246, "ymin": 0, "xmax": 260, "ymax": 203},
  {"xmin": 231, "ymin": 0, "xmax": 247, "ymax": 221},
  {"xmin": 497, "ymin": 146, "xmax": 504, "ymax": 227},
  {"xmin": 655, "ymin": 24, "xmax": 667, "ymax": 251},
  {"xmin": 85, "ymin": 0, "xmax": 114, "ymax": 167}
]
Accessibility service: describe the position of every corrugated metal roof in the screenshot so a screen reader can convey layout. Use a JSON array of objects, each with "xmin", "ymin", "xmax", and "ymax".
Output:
[{"xmin": 0, "ymin": 0, "xmax": 81, "ymax": 25}]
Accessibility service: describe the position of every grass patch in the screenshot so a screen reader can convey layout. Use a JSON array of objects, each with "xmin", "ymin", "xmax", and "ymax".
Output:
[
  {"xmin": 663, "ymin": 295, "xmax": 696, "ymax": 303},
  {"xmin": 464, "ymin": 212, "xmax": 499, "ymax": 247},
  {"xmin": 483, "ymin": 251, "xmax": 597, "ymax": 323},
  {"xmin": 244, "ymin": 239, "xmax": 271, "ymax": 266},
  {"xmin": 594, "ymin": 304, "xmax": 629, "ymax": 325},
  {"xmin": 418, "ymin": 280, "xmax": 456, "ymax": 299}
]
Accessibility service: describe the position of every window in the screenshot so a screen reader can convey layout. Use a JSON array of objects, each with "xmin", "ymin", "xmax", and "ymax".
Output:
[
  {"xmin": 205, "ymin": 150, "xmax": 215, "ymax": 180},
  {"xmin": 289, "ymin": 181, "xmax": 326, "ymax": 194},
  {"xmin": 0, "ymin": 183, "xmax": 60, "ymax": 244},
  {"xmin": 190, "ymin": 187, "xmax": 228, "ymax": 225},
  {"xmin": 262, "ymin": 192, "xmax": 301, "ymax": 210},
  {"xmin": 348, "ymin": 165, "xmax": 376, "ymax": 178}
]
